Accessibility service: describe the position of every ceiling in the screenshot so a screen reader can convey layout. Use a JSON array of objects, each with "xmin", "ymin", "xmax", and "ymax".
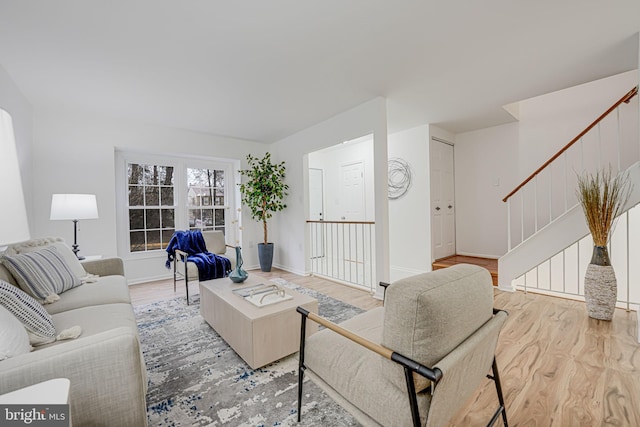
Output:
[{"xmin": 0, "ymin": 1, "xmax": 638, "ymax": 142}]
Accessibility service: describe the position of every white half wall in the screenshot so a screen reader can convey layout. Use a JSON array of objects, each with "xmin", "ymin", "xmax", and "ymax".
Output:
[
  {"xmin": 270, "ymin": 97, "xmax": 389, "ymax": 294},
  {"xmin": 388, "ymin": 125, "xmax": 431, "ymax": 281},
  {"xmin": 455, "ymin": 123, "xmax": 519, "ymax": 258},
  {"xmin": 30, "ymin": 107, "xmax": 265, "ymax": 283}
]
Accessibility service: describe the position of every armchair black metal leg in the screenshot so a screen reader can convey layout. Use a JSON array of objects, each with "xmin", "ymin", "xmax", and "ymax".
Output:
[
  {"xmin": 173, "ymin": 257, "xmax": 177, "ymax": 292},
  {"xmin": 486, "ymin": 357, "xmax": 508, "ymax": 427},
  {"xmin": 185, "ymin": 262, "xmax": 190, "ymax": 305},
  {"xmin": 403, "ymin": 367, "xmax": 421, "ymax": 427},
  {"xmin": 492, "ymin": 358, "xmax": 508, "ymax": 427},
  {"xmin": 297, "ymin": 313, "xmax": 308, "ymax": 422}
]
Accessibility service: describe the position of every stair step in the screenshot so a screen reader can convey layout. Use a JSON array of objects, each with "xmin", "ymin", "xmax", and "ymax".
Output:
[{"xmin": 432, "ymin": 255, "xmax": 498, "ymax": 286}]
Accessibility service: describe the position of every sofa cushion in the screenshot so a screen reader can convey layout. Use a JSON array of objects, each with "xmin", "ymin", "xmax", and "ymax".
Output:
[
  {"xmin": 8, "ymin": 237, "xmax": 87, "ymax": 279},
  {"xmin": 0, "ymin": 304, "xmax": 31, "ymax": 361},
  {"xmin": 44, "ymin": 276, "xmax": 131, "ymax": 315},
  {"xmin": 0, "ymin": 280, "xmax": 56, "ymax": 346},
  {"xmin": 39, "ymin": 303, "xmax": 138, "ymax": 349},
  {"xmin": 382, "ymin": 264, "xmax": 494, "ymax": 386},
  {"xmin": 1, "ymin": 246, "xmax": 81, "ymax": 301}
]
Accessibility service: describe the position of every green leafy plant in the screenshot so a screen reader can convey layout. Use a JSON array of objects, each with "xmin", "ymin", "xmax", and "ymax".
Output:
[
  {"xmin": 576, "ymin": 167, "xmax": 632, "ymax": 246},
  {"xmin": 238, "ymin": 152, "xmax": 289, "ymax": 246}
]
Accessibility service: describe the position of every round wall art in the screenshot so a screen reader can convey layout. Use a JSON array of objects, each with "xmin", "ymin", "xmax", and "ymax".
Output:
[{"xmin": 388, "ymin": 158, "xmax": 412, "ymax": 200}]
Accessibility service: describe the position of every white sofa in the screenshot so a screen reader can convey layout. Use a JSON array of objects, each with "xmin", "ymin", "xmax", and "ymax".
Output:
[{"xmin": 0, "ymin": 238, "xmax": 147, "ymax": 427}]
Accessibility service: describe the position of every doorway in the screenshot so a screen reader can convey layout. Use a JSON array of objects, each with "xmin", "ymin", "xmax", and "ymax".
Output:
[
  {"xmin": 306, "ymin": 134, "xmax": 376, "ymax": 291},
  {"xmin": 430, "ymin": 138, "xmax": 456, "ymax": 260}
]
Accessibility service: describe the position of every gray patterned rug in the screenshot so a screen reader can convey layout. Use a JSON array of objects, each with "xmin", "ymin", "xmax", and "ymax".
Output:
[{"xmin": 134, "ymin": 278, "xmax": 365, "ymax": 426}]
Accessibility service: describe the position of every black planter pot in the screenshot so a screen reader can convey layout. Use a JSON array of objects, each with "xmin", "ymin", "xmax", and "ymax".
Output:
[{"xmin": 258, "ymin": 243, "xmax": 274, "ymax": 272}]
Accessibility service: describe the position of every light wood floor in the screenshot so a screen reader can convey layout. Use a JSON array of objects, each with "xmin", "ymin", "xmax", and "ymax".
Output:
[
  {"xmin": 129, "ymin": 269, "xmax": 639, "ymax": 426},
  {"xmin": 433, "ymin": 255, "xmax": 499, "ymax": 286}
]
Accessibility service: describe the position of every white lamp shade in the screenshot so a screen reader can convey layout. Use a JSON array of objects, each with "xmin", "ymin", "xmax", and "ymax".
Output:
[
  {"xmin": 0, "ymin": 109, "xmax": 30, "ymax": 245},
  {"xmin": 50, "ymin": 194, "xmax": 99, "ymax": 220}
]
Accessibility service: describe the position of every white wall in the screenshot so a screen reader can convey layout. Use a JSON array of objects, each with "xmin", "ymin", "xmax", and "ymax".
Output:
[
  {"xmin": 307, "ymin": 135, "xmax": 375, "ymax": 221},
  {"xmin": 518, "ymin": 70, "xmax": 638, "ymax": 179},
  {"xmin": 455, "ymin": 123, "xmax": 519, "ymax": 257},
  {"xmin": 388, "ymin": 125, "xmax": 431, "ymax": 280},
  {"xmin": 270, "ymin": 97, "xmax": 389, "ymax": 295},
  {"xmin": 0, "ymin": 65, "xmax": 34, "ymax": 231},
  {"xmin": 30, "ymin": 107, "xmax": 265, "ymax": 283}
]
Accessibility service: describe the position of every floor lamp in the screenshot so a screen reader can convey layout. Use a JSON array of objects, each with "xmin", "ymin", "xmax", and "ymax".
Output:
[
  {"xmin": 50, "ymin": 194, "xmax": 99, "ymax": 260},
  {"xmin": 0, "ymin": 108, "xmax": 30, "ymax": 247}
]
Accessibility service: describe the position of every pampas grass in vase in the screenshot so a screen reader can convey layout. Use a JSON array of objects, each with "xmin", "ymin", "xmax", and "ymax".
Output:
[{"xmin": 576, "ymin": 167, "xmax": 632, "ymax": 320}]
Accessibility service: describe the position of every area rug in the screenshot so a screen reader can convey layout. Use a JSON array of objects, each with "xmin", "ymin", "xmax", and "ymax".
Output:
[{"xmin": 134, "ymin": 278, "xmax": 365, "ymax": 426}]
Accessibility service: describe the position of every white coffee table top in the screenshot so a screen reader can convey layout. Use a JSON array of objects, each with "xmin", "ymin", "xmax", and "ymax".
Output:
[{"xmin": 200, "ymin": 276, "xmax": 315, "ymax": 320}]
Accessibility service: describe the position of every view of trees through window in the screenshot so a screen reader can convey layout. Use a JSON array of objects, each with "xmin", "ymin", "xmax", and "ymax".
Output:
[
  {"xmin": 187, "ymin": 168, "xmax": 225, "ymax": 232},
  {"xmin": 128, "ymin": 163, "xmax": 175, "ymax": 252},
  {"xmin": 125, "ymin": 163, "xmax": 227, "ymax": 252}
]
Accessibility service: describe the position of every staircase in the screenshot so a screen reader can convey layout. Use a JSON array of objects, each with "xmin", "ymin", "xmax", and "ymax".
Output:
[{"xmin": 498, "ymin": 86, "xmax": 640, "ymax": 311}]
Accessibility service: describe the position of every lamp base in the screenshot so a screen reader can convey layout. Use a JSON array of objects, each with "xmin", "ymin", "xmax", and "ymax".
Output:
[
  {"xmin": 71, "ymin": 244, "xmax": 85, "ymax": 260},
  {"xmin": 71, "ymin": 220, "xmax": 84, "ymax": 260}
]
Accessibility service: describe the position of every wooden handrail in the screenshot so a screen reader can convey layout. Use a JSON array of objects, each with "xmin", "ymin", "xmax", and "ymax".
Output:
[{"xmin": 503, "ymin": 85, "xmax": 638, "ymax": 203}]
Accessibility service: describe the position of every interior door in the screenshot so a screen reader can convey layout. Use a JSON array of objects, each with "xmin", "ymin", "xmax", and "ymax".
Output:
[
  {"xmin": 430, "ymin": 139, "xmax": 456, "ymax": 260},
  {"xmin": 340, "ymin": 161, "xmax": 365, "ymax": 221}
]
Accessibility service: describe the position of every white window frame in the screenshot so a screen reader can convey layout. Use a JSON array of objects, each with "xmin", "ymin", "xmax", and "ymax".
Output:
[{"xmin": 115, "ymin": 149, "xmax": 239, "ymax": 260}]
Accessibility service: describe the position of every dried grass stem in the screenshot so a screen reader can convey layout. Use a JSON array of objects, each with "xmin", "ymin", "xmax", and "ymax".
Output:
[{"xmin": 576, "ymin": 167, "xmax": 632, "ymax": 247}]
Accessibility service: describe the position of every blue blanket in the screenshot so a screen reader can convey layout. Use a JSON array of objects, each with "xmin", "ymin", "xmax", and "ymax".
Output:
[{"xmin": 165, "ymin": 230, "xmax": 231, "ymax": 281}]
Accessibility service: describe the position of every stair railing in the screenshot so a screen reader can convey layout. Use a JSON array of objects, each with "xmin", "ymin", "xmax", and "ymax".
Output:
[
  {"xmin": 503, "ymin": 86, "xmax": 638, "ymax": 251},
  {"xmin": 307, "ymin": 220, "xmax": 376, "ymax": 293}
]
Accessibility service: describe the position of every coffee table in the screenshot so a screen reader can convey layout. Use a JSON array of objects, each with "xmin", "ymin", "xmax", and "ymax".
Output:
[{"xmin": 199, "ymin": 276, "xmax": 318, "ymax": 369}]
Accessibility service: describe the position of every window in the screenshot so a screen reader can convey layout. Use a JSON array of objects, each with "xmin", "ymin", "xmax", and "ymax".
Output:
[
  {"xmin": 127, "ymin": 163, "xmax": 176, "ymax": 252},
  {"xmin": 116, "ymin": 150, "xmax": 238, "ymax": 257},
  {"xmin": 187, "ymin": 168, "xmax": 226, "ymax": 232}
]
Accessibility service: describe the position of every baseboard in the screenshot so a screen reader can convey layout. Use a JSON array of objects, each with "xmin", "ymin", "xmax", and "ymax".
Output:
[
  {"xmin": 272, "ymin": 263, "xmax": 308, "ymax": 277},
  {"xmin": 497, "ymin": 283, "xmax": 516, "ymax": 292},
  {"xmin": 127, "ymin": 273, "xmax": 173, "ymax": 286}
]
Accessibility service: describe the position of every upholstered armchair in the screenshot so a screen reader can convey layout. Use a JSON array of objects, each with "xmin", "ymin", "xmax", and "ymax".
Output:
[
  {"xmin": 167, "ymin": 230, "xmax": 235, "ymax": 304},
  {"xmin": 296, "ymin": 264, "xmax": 508, "ymax": 427}
]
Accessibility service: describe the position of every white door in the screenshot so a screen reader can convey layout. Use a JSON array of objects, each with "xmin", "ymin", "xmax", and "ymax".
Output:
[
  {"xmin": 308, "ymin": 168, "xmax": 324, "ymax": 221},
  {"xmin": 340, "ymin": 161, "xmax": 365, "ymax": 221},
  {"xmin": 430, "ymin": 139, "xmax": 456, "ymax": 260}
]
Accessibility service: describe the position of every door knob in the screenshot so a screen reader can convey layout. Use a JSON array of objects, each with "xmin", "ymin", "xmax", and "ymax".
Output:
[
  {"xmin": 435, "ymin": 206, "xmax": 441, "ymax": 211},
  {"xmin": 448, "ymin": 205, "xmax": 453, "ymax": 209}
]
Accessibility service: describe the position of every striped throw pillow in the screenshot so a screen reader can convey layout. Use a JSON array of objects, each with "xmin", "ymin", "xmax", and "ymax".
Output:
[
  {"xmin": 0, "ymin": 280, "xmax": 56, "ymax": 346},
  {"xmin": 0, "ymin": 246, "xmax": 81, "ymax": 302}
]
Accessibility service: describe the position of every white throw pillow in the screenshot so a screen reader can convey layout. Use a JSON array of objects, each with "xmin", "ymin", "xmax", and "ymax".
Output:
[{"xmin": 0, "ymin": 302, "xmax": 32, "ymax": 360}]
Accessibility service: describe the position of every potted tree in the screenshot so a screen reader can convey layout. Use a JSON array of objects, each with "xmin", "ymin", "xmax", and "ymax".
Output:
[
  {"xmin": 576, "ymin": 167, "xmax": 631, "ymax": 320},
  {"xmin": 238, "ymin": 152, "xmax": 289, "ymax": 272}
]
